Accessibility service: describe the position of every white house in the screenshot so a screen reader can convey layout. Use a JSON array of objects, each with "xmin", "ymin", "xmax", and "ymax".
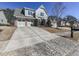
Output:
[
  {"xmin": 0, "ymin": 10, "xmax": 7, "ymax": 25},
  {"xmin": 35, "ymin": 5, "xmax": 48, "ymax": 22},
  {"xmin": 14, "ymin": 5, "xmax": 48, "ymax": 27}
]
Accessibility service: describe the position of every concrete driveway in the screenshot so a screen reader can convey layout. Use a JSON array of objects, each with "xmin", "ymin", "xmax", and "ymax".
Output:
[
  {"xmin": 1, "ymin": 27, "xmax": 79, "ymax": 56},
  {"xmin": 4, "ymin": 27, "xmax": 59, "ymax": 52}
]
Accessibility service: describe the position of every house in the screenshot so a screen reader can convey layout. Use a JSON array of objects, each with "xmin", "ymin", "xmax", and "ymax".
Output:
[
  {"xmin": 35, "ymin": 5, "xmax": 48, "ymax": 24},
  {"xmin": 14, "ymin": 5, "xmax": 48, "ymax": 27},
  {"xmin": 65, "ymin": 19, "xmax": 77, "ymax": 27},
  {"xmin": 0, "ymin": 10, "xmax": 8, "ymax": 25},
  {"xmin": 14, "ymin": 8, "xmax": 35, "ymax": 27},
  {"xmin": 48, "ymin": 16, "xmax": 66, "ymax": 28},
  {"xmin": 48, "ymin": 16, "xmax": 58, "ymax": 28},
  {"xmin": 58, "ymin": 19, "xmax": 66, "ymax": 27}
]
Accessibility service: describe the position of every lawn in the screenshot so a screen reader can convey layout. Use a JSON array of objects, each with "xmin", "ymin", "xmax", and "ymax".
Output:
[
  {"xmin": 0, "ymin": 26, "xmax": 16, "ymax": 41},
  {"xmin": 41, "ymin": 27, "xmax": 70, "ymax": 33}
]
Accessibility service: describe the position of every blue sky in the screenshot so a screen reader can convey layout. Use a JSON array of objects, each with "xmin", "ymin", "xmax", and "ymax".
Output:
[{"xmin": 0, "ymin": 2, "xmax": 79, "ymax": 19}]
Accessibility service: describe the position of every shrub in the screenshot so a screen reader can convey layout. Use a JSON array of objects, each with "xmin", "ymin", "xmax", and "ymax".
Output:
[
  {"xmin": 40, "ymin": 19, "xmax": 46, "ymax": 25},
  {"xmin": 33, "ymin": 19, "xmax": 39, "ymax": 26},
  {"xmin": 46, "ymin": 19, "xmax": 52, "ymax": 27}
]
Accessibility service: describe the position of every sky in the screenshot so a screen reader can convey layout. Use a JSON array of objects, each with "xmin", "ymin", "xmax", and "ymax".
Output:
[{"xmin": 0, "ymin": 2, "xmax": 79, "ymax": 19}]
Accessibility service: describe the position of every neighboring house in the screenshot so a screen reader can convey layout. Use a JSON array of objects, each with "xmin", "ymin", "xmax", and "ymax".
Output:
[
  {"xmin": 48, "ymin": 16, "xmax": 57, "ymax": 28},
  {"xmin": 3, "ymin": 8, "xmax": 14, "ymax": 25},
  {"xmin": 0, "ymin": 10, "xmax": 7, "ymax": 25},
  {"xmin": 73, "ymin": 21, "xmax": 79, "ymax": 27},
  {"xmin": 65, "ymin": 20, "xmax": 71, "ymax": 26},
  {"xmin": 65, "ymin": 19, "xmax": 77, "ymax": 27},
  {"xmin": 58, "ymin": 19, "xmax": 66, "ymax": 27},
  {"xmin": 14, "ymin": 5, "xmax": 48, "ymax": 27},
  {"xmin": 48, "ymin": 16, "xmax": 66, "ymax": 28}
]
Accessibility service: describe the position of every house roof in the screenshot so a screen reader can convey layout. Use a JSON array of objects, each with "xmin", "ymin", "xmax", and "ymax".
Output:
[
  {"xmin": 39, "ymin": 5, "xmax": 48, "ymax": 15},
  {"xmin": 14, "ymin": 5, "xmax": 48, "ymax": 19},
  {"xmin": 24, "ymin": 7, "xmax": 35, "ymax": 11},
  {"xmin": 14, "ymin": 8, "xmax": 24, "ymax": 17},
  {"xmin": 48, "ymin": 16, "xmax": 66, "ymax": 23},
  {"xmin": 0, "ymin": 10, "xmax": 7, "ymax": 24},
  {"xmin": 14, "ymin": 8, "xmax": 35, "ymax": 20},
  {"xmin": 39, "ymin": 5, "xmax": 45, "ymax": 9}
]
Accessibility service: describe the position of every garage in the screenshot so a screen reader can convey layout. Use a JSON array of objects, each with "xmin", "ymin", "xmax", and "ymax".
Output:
[
  {"xmin": 15, "ymin": 19, "xmax": 26, "ymax": 27},
  {"xmin": 27, "ymin": 21, "xmax": 32, "ymax": 27},
  {"xmin": 15, "ymin": 19, "xmax": 33, "ymax": 27},
  {"xmin": 14, "ymin": 16, "xmax": 35, "ymax": 27}
]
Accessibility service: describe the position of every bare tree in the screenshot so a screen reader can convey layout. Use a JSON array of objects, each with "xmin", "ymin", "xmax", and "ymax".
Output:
[{"xmin": 52, "ymin": 2, "xmax": 66, "ymax": 18}]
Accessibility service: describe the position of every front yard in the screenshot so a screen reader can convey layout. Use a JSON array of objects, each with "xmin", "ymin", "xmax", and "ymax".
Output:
[
  {"xmin": 41, "ymin": 27, "xmax": 70, "ymax": 33},
  {"xmin": 0, "ymin": 26, "xmax": 16, "ymax": 41},
  {"xmin": 41, "ymin": 27, "xmax": 79, "ymax": 41}
]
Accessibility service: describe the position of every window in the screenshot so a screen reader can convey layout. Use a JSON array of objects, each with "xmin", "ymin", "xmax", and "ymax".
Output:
[
  {"xmin": 40, "ymin": 12, "xmax": 44, "ymax": 16},
  {"xmin": 28, "ymin": 11, "xmax": 32, "ymax": 15}
]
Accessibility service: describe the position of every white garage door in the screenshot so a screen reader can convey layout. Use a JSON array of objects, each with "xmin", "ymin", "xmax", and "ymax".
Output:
[
  {"xmin": 16, "ymin": 21, "xmax": 26, "ymax": 27},
  {"xmin": 27, "ymin": 22, "xmax": 32, "ymax": 27}
]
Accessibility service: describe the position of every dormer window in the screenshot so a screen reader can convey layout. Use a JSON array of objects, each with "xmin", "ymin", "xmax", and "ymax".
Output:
[{"xmin": 40, "ymin": 12, "xmax": 44, "ymax": 16}]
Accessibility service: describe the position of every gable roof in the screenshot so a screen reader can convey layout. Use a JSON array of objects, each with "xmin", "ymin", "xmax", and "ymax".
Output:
[
  {"xmin": 0, "ymin": 10, "xmax": 7, "ymax": 24},
  {"xmin": 24, "ymin": 7, "xmax": 35, "ymax": 11},
  {"xmin": 14, "ymin": 8, "xmax": 35, "ymax": 20},
  {"xmin": 14, "ymin": 5, "xmax": 48, "ymax": 18},
  {"xmin": 39, "ymin": 5, "xmax": 48, "ymax": 15},
  {"xmin": 0, "ymin": 10, "xmax": 7, "ymax": 20},
  {"xmin": 14, "ymin": 8, "xmax": 24, "ymax": 17},
  {"xmin": 39, "ymin": 5, "xmax": 45, "ymax": 9}
]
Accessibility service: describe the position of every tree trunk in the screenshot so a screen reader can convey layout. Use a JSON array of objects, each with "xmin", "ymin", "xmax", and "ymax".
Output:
[{"xmin": 71, "ymin": 26, "xmax": 73, "ymax": 38}]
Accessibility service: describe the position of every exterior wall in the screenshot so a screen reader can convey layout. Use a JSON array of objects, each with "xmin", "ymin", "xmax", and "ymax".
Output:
[
  {"xmin": 35, "ymin": 8, "xmax": 48, "ymax": 21},
  {"xmin": 66, "ymin": 22, "xmax": 70, "ymax": 26},
  {"xmin": 0, "ymin": 11, "xmax": 7, "ymax": 24},
  {"xmin": 51, "ymin": 22, "xmax": 57, "ymax": 28},
  {"xmin": 25, "ymin": 9, "xmax": 34, "ymax": 17},
  {"xmin": 51, "ymin": 20, "xmax": 57, "ymax": 28},
  {"xmin": 61, "ymin": 21, "xmax": 65, "ymax": 26}
]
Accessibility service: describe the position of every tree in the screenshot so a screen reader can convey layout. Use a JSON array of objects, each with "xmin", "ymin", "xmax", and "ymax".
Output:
[
  {"xmin": 64, "ymin": 15, "xmax": 77, "ymax": 27},
  {"xmin": 64, "ymin": 15, "xmax": 77, "ymax": 38},
  {"xmin": 52, "ymin": 2, "xmax": 66, "ymax": 18},
  {"xmin": 52, "ymin": 2, "xmax": 66, "ymax": 27}
]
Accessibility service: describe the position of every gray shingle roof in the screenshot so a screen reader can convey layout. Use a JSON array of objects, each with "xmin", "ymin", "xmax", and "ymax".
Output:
[
  {"xmin": 14, "ymin": 8, "xmax": 35, "ymax": 20},
  {"xmin": 24, "ymin": 7, "xmax": 35, "ymax": 11},
  {"xmin": 14, "ymin": 8, "xmax": 24, "ymax": 17},
  {"xmin": 0, "ymin": 10, "xmax": 7, "ymax": 24}
]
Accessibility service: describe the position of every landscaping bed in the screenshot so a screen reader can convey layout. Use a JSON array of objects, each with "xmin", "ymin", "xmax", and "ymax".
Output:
[
  {"xmin": 41, "ymin": 27, "xmax": 70, "ymax": 33},
  {"xmin": 0, "ymin": 26, "xmax": 16, "ymax": 41},
  {"xmin": 0, "ymin": 29, "xmax": 2, "ymax": 32}
]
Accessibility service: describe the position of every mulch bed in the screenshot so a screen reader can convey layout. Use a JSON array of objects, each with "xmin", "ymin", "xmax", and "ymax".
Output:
[
  {"xmin": 0, "ymin": 29, "xmax": 2, "ymax": 32},
  {"xmin": 41, "ymin": 27, "xmax": 69, "ymax": 33}
]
